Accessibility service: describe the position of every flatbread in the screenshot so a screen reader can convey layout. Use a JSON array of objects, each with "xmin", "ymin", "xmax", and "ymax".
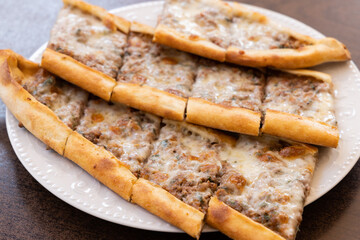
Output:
[
  {"xmin": 154, "ymin": 0, "xmax": 350, "ymax": 68},
  {"xmin": 207, "ymin": 135, "xmax": 318, "ymax": 240},
  {"xmin": 261, "ymin": 69, "xmax": 339, "ymax": 147}
]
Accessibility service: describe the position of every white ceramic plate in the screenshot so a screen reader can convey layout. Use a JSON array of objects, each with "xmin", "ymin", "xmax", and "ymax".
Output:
[{"xmin": 6, "ymin": 1, "xmax": 360, "ymax": 233}]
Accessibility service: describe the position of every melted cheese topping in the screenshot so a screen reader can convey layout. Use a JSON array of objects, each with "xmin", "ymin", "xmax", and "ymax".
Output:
[
  {"xmin": 76, "ymin": 100, "xmax": 160, "ymax": 176},
  {"xmin": 262, "ymin": 72, "xmax": 336, "ymax": 126},
  {"xmin": 23, "ymin": 69, "xmax": 88, "ymax": 130},
  {"xmin": 141, "ymin": 120, "xmax": 225, "ymax": 213},
  {"xmin": 217, "ymin": 135, "xmax": 317, "ymax": 240},
  {"xmin": 160, "ymin": 0, "xmax": 232, "ymax": 48},
  {"xmin": 230, "ymin": 17, "xmax": 306, "ymax": 50},
  {"xmin": 48, "ymin": 6, "xmax": 127, "ymax": 78},
  {"xmin": 191, "ymin": 60, "xmax": 264, "ymax": 111},
  {"xmin": 160, "ymin": 0, "xmax": 309, "ymax": 50},
  {"xmin": 118, "ymin": 32, "xmax": 198, "ymax": 98}
]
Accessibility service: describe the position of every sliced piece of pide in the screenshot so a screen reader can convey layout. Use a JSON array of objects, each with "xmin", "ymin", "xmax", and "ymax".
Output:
[
  {"xmin": 186, "ymin": 59, "xmax": 264, "ymax": 135},
  {"xmin": 155, "ymin": 0, "xmax": 350, "ymax": 68},
  {"xmin": 112, "ymin": 22, "xmax": 198, "ymax": 121},
  {"xmin": 226, "ymin": 3, "xmax": 350, "ymax": 68},
  {"xmin": 0, "ymin": 50, "xmax": 136, "ymax": 201},
  {"xmin": 0, "ymin": 50, "xmax": 74, "ymax": 155},
  {"xmin": 76, "ymin": 98, "xmax": 161, "ymax": 177},
  {"xmin": 206, "ymin": 135, "xmax": 318, "ymax": 240},
  {"xmin": 261, "ymin": 69, "xmax": 339, "ymax": 147},
  {"xmin": 21, "ymin": 67, "xmax": 88, "ymax": 130},
  {"xmin": 41, "ymin": 0, "xmax": 130, "ymax": 101},
  {"xmin": 154, "ymin": 0, "xmax": 232, "ymax": 61},
  {"xmin": 132, "ymin": 119, "xmax": 236, "ymax": 238},
  {"xmin": 64, "ymin": 131, "xmax": 137, "ymax": 201}
]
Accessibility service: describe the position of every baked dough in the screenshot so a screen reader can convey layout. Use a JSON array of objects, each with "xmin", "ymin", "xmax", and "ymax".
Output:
[
  {"xmin": 154, "ymin": 24, "xmax": 226, "ymax": 62},
  {"xmin": 226, "ymin": 3, "xmax": 350, "ymax": 68},
  {"xmin": 206, "ymin": 197, "xmax": 286, "ymax": 240},
  {"xmin": 154, "ymin": 0, "xmax": 350, "ymax": 68},
  {"xmin": 186, "ymin": 60, "xmax": 264, "ymax": 135},
  {"xmin": 209, "ymin": 135, "xmax": 318, "ymax": 239},
  {"xmin": 186, "ymin": 97, "xmax": 261, "ymax": 136},
  {"xmin": 64, "ymin": 131, "xmax": 137, "ymax": 201},
  {"xmin": 63, "ymin": 0, "xmax": 130, "ymax": 33},
  {"xmin": 42, "ymin": 48, "xmax": 116, "ymax": 101},
  {"xmin": 41, "ymin": 0, "xmax": 130, "ymax": 99},
  {"xmin": 131, "ymin": 178, "xmax": 204, "ymax": 239},
  {"xmin": 262, "ymin": 109, "xmax": 339, "ymax": 148},
  {"xmin": 136, "ymin": 119, "xmax": 236, "ymax": 237},
  {"xmin": 261, "ymin": 69, "xmax": 339, "ymax": 148},
  {"xmin": 111, "ymin": 83, "xmax": 187, "ymax": 121},
  {"xmin": 0, "ymin": 50, "xmax": 72, "ymax": 155}
]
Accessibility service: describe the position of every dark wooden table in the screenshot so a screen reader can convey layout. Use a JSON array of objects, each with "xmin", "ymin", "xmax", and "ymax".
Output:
[{"xmin": 0, "ymin": 0, "xmax": 359, "ymax": 239}]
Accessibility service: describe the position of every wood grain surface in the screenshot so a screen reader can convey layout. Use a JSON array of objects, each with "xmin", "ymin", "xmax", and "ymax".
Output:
[{"xmin": 0, "ymin": 0, "xmax": 359, "ymax": 239}]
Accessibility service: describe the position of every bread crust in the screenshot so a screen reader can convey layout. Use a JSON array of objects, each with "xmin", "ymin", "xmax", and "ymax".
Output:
[
  {"xmin": 261, "ymin": 109, "xmax": 339, "ymax": 148},
  {"xmin": 41, "ymin": 48, "xmax": 116, "ymax": 101},
  {"xmin": 226, "ymin": 2, "xmax": 350, "ymax": 68},
  {"xmin": 0, "ymin": 50, "xmax": 72, "ymax": 155},
  {"xmin": 131, "ymin": 178, "xmax": 204, "ymax": 239},
  {"xmin": 154, "ymin": 24, "xmax": 226, "ymax": 62},
  {"xmin": 186, "ymin": 98, "xmax": 261, "ymax": 136},
  {"xmin": 130, "ymin": 21, "xmax": 155, "ymax": 35},
  {"xmin": 277, "ymin": 68, "xmax": 332, "ymax": 84},
  {"xmin": 154, "ymin": 1, "xmax": 350, "ymax": 68},
  {"xmin": 64, "ymin": 131, "xmax": 136, "ymax": 201},
  {"xmin": 62, "ymin": 0, "xmax": 130, "ymax": 33},
  {"xmin": 206, "ymin": 197, "xmax": 286, "ymax": 240},
  {"xmin": 111, "ymin": 82, "xmax": 187, "ymax": 121},
  {"xmin": 226, "ymin": 37, "xmax": 350, "ymax": 69}
]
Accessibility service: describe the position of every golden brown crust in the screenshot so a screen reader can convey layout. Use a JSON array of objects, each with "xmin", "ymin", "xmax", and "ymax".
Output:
[
  {"xmin": 131, "ymin": 178, "xmax": 204, "ymax": 239},
  {"xmin": 153, "ymin": 24, "xmax": 226, "ymax": 62},
  {"xmin": 130, "ymin": 21, "xmax": 155, "ymax": 35},
  {"xmin": 64, "ymin": 131, "xmax": 136, "ymax": 201},
  {"xmin": 155, "ymin": 1, "xmax": 350, "ymax": 68},
  {"xmin": 276, "ymin": 68, "xmax": 332, "ymax": 84},
  {"xmin": 226, "ymin": 37, "xmax": 350, "ymax": 69},
  {"xmin": 111, "ymin": 82, "xmax": 187, "ymax": 121},
  {"xmin": 261, "ymin": 109, "xmax": 339, "ymax": 148},
  {"xmin": 41, "ymin": 48, "xmax": 116, "ymax": 101},
  {"xmin": 186, "ymin": 98, "xmax": 261, "ymax": 136},
  {"xmin": 206, "ymin": 197, "xmax": 286, "ymax": 240},
  {"xmin": 62, "ymin": 0, "xmax": 130, "ymax": 33},
  {"xmin": 0, "ymin": 50, "xmax": 72, "ymax": 155},
  {"xmin": 227, "ymin": 3, "xmax": 350, "ymax": 68}
]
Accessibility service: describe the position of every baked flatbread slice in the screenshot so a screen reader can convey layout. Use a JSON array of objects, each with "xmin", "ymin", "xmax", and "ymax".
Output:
[
  {"xmin": 154, "ymin": 0, "xmax": 232, "ymax": 61},
  {"xmin": 41, "ymin": 0, "xmax": 129, "ymax": 101},
  {"xmin": 132, "ymin": 119, "xmax": 236, "ymax": 238},
  {"xmin": 75, "ymin": 98, "xmax": 161, "ymax": 177},
  {"xmin": 261, "ymin": 69, "xmax": 339, "ymax": 147},
  {"xmin": 112, "ymin": 22, "xmax": 198, "ymax": 120},
  {"xmin": 154, "ymin": 0, "xmax": 350, "ymax": 68},
  {"xmin": 225, "ymin": 3, "xmax": 350, "ymax": 68},
  {"xmin": 206, "ymin": 135, "xmax": 318, "ymax": 240},
  {"xmin": 0, "ymin": 50, "xmax": 137, "ymax": 200},
  {"xmin": 186, "ymin": 59, "xmax": 264, "ymax": 135},
  {"xmin": 0, "ymin": 50, "xmax": 78, "ymax": 155},
  {"xmin": 21, "ymin": 65, "xmax": 88, "ymax": 130}
]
